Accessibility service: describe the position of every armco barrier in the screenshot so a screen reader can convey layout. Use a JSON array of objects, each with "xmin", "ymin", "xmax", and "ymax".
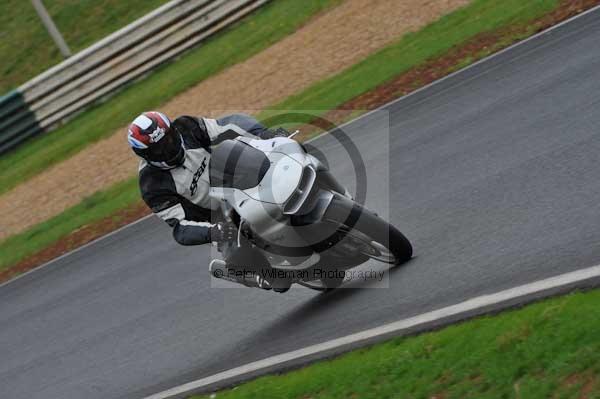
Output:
[{"xmin": 0, "ymin": 0, "xmax": 269, "ymax": 155}]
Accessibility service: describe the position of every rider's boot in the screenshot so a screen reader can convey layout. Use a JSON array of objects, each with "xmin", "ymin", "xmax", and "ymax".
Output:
[{"xmin": 209, "ymin": 259, "xmax": 275, "ymax": 290}]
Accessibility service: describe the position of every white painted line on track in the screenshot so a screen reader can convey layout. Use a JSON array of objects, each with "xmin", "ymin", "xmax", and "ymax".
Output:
[{"xmin": 144, "ymin": 264, "xmax": 600, "ymax": 399}]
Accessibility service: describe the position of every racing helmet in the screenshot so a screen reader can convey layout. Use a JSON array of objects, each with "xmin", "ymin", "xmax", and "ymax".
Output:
[{"xmin": 127, "ymin": 111, "xmax": 185, "ymax": 169}]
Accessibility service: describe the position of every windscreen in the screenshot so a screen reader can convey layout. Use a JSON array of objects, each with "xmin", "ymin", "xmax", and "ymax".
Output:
[{"xmin": 209, "ymin": 140, "xmax": 270, "ymax": 190}]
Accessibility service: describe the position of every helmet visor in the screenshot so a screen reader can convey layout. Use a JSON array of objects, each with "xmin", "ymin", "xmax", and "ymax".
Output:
[{"xmin": 146, "ymin": 132, "xmax": 184, "ymax": 166}]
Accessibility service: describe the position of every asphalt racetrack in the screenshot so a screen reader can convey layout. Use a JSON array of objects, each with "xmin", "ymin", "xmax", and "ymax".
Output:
[{"xmin": 2, "ymin": 8, "xmax": 600, "ymax": 399}]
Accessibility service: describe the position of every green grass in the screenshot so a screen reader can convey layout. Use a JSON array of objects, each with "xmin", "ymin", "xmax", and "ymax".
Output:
[
  {"xmin": 190, "ymin": 289, "xmax": 600, "ymax": 399},
  {"xmin": 0, "ymin": 0, "xmax": 569, "ymax": 273},
  {"xmin": 0, "ymin": 0, "xmax": 170, "ymax": 93},
  {"xmin": 260, "ymin": 0, "xmax": 559, "ymax": 124},
  {"xmin": 0, "ymin": 177, "xmax": 140, "ymax": 271},
  {"xmin": 0, "ymin": 0, "xmax": 340, "ymax": 196}
]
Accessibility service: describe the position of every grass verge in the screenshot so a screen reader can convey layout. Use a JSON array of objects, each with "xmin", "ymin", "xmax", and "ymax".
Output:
[
  {"xmin": 0, "ymin": 0, "xmax": 340, "ymax": 196},
  {"xmin": 0, "ymin": 0, "xmax": 170, "ymax": 93},
  {"xmin": 0, "ymin": 178, "xmax": 139, "ymax": 273},
  {"xmin": 260, "ymin": 0, "xmax": 560, "ymax": 123},
  {"xmin": 0, "ymin": 0, "xmax": 596, "ymax": 280},
  {"xmin": 190, "ymin": 289, "xmax": 600, "ymax": 399}
]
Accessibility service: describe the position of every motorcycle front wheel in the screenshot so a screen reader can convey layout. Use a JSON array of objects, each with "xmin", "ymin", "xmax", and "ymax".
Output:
[{"xmin": 322, "ymin": 195, "xmax": 413, "ymax": 266}]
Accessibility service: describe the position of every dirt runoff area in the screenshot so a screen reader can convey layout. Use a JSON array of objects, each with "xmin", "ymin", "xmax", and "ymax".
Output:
[{"xmin": 0, "ymin": 0, "xmax": 471, "ymax": 241}]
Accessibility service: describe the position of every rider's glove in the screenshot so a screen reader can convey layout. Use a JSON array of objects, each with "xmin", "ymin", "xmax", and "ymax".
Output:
[{"xmin": 210, "ymin": 221, "xmax": 237, "ymax": 243}]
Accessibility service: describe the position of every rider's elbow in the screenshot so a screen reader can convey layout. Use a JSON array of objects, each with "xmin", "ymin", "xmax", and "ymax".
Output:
[
  {"xmin": 172, "ymin": 220, "xmax": 211, "ymax": 246},
  {"xmin": 172, "ymin": 223, "xmax": 192, "ymax": 246},
  {"xmin": 172, "ymin": 226, "xmax": 189, "ymax": 246}
]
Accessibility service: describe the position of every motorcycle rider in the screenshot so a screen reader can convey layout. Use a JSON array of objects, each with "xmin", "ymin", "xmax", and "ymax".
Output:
[{"xmin": 127, "ymin": 111, "xmax": 289, "ymax": 290}]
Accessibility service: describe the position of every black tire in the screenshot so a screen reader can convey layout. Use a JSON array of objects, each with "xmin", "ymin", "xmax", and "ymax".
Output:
[
  {"xmin": 321, "ymin": 275, "xmax": 345, "ymax": 290},
  {"xmin": 270, "ymin": 275, "xmax": 292, "ymax": 292},
  {"xmin": 323, "ymin": 195, "xmax": 412, "ymax": 265}
]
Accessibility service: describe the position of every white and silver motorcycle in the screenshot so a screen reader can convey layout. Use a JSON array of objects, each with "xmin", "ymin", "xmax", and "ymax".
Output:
[{"xmin": 208, "ymin": 134, "xmax": 412, "ymax": 292}]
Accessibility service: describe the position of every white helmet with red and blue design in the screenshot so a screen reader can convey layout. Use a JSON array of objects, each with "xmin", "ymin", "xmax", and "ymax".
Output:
[{"xmin": 127, "ymin": 111, "xmax": 185, "ymax": 169}]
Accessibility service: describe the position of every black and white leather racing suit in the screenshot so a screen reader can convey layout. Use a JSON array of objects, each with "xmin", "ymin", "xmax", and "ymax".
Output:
[{"xmin": 139, "ymin": 114, "xmax": 276, "ymax": 245}]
